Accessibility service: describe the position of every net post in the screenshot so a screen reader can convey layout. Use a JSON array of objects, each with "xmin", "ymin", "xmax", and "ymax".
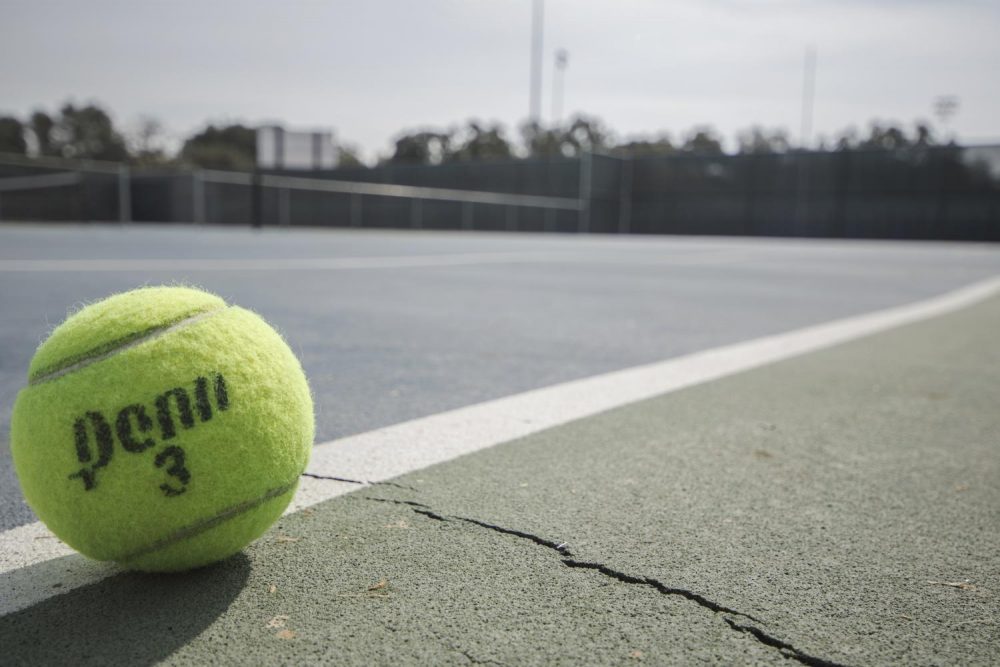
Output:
[
  {"xmin": 350, "ymin": 193, "xmax": 362, "ymax": 227},
  {"xmin": 617, "ymin": 156, "xmax": 632, "ymax": 234},
  {"xmin": 251, "ymin": 170, "xmax": 262, "ymax": 228},
  {"xmin": 411, "ymin": 198, "xmax": 423, "ymax": 229},
  {"xmin": 192, "ymin": 170, "xmax": 206, "ymax": 223},
  {"xmin": 462, "ymin": 201, "xmax": 473, "ymax": 230},
  {"xmin": 794, "ymin": 152, "xmax": 809, "ymax": 236},
  {"xmin": 577, "ymin": 150, "xmax": 592, "ymax": 233},
  {"xmin": 77, "ymin": 174, "xmax": 88, "ymax": 222},
  {"xmin": 279, "ymin": 187, "xmax": 291, "ymax": 226},
  {"xmin": 118, "ymin": 164, "xmax": 131, "ymax": 223}
]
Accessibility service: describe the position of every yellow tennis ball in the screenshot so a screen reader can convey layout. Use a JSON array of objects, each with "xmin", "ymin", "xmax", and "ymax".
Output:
[{"xmin": 10, "ymin": 286, "xmax": 314, "ymax": 572}]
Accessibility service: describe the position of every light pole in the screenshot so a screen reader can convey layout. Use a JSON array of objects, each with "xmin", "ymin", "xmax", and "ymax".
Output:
[
  {"xmin": 796, "ymin": 45, "xmax": 817, "ymax": 235},
  {"xmin": 529, "ymin": 0, "xmax": 545, "ymax": 123},
  {"xmin": 933, "ymin": 95, "xmax": 959, "ymax": 142},
  {"xmin": 551, "ymin": 49, "xmax": 568, "ymax": 125},
  {"xmin": 799, "ymin": 45, "xmax": 817, "ymax": 149}
]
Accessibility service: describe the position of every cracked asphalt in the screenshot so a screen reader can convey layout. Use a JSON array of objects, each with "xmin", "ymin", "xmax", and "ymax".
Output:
[
  {"xmin": 4, "ymin": 260, "xmax": 999, "ymax": 663},
  {"xmin": 2, "ymin": 226, "xmax": 999, "ymax": 665}
]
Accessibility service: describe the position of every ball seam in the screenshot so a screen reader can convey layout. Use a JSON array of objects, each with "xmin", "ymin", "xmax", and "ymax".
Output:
[
  {"xmin": 29, "ymin": 305, "xmax": 229, "ymax": 386},
  {"xmin": 115, "ymin": 476, "xmax": 300, "ymax": 564}
]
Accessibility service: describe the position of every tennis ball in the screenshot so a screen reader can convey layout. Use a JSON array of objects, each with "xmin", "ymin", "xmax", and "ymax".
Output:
[{"xmin": 10, "ymin": 286, "xmax": 314, "ymax": 572}]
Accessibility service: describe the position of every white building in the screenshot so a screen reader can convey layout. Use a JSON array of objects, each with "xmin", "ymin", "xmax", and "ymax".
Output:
[{"xmin": 256, "ymin": 126, "xmax": 337, "ymax": 170}]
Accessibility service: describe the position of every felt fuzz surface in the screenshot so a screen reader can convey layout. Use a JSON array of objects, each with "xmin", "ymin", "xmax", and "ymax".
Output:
[{"xmin": 11, "ymin": 286, "xmax": 314, "ymax": 572}]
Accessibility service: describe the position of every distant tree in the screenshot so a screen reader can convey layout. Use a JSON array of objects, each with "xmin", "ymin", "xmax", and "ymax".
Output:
[
  {"xmin": 858, "ymin": 123, "xmax": 910, "ymax": 151},
  {"xmin": 179, "ymin": 124, "xmax": 256, "ymax": 169},
  {"xmin": 913, "ymin": 123, "xmax": 935, "ymax": 147},
  {"xmin": 736, "ymin": 127, "xmax": 790, "ymax": 154},
  {"xmin": 29, "ymin": 111, "xmax": 56, "ymax": 156},
  {"xmin": 23, "ymin": 103, "xmax": 128, "ymax": 160},
  {"xmin": 127, "ymin": 116, "xmax": 171, "ymax": 166},
  {"xmin": 834, "ymin": 122, "xmax": 941, "ymax": 152},
  {"xmin": 387, "ymin": 130, "xmax": 452, "ymax": 165},
  {"xmin": 521, "ymin": 114, "xmax": 610, "ymax": 158},
  {"xmin": 336, "ymin": 143, "xmax": 366, "ymax": 168},
  {"xmin": 0, "ymin": 116, "xmax": 27, "ymax": 155},
  {"xmin": 49, "ymin": 103, "xmax": 129, "ymax": 161},
  {"xmin": 520, "ymin": 120, "xmax": 563, "ymax": 158},
  {"xmin": 612, "ymin": 135, "xmax": 675, "ymax": 158},
  {"xmin": 833, "ymin": 127, "xmax": 859, "ymax": 151},
  {"xmin": 446, "ymin": 121, "xmax": 513, "ymax": 162},
  {"xmin": 563, "ymin": 115, "xmax": 611, "ymax": 155},
  {"xmin": 680, "ymin": 126, "xmax": 724, "ymax": 155}
]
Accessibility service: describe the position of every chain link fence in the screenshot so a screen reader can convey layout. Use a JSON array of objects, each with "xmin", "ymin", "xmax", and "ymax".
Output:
[
  {"xmin": 618, "ymin": 146, "xmax": 1000, "ymax": 240},
  {"xmin": 0, "ymin": 145, "xmax": 997, "ymax": 241}
]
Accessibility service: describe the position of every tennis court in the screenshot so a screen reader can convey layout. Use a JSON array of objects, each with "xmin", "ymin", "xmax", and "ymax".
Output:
[
  {"xmin": 2, "ymin": 2, "xmax": 999, "ymax": 664},
  {"xmin": 1, "ymin": 223, "xmax": 998, "ymax": 664}
]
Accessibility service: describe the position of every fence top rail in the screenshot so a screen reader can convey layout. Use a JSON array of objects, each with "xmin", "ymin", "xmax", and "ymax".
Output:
[
  {"xmin": 199, "ymin": 169, "xmax": 254, "ymax": 185},
  {"xmin": 0, "ymin": 152, "xmax": 122, "ymax": 174},
  {"xmin": 0, "ymin": 171, "xmax": 82, "ymax": 193},
  {"xmin": 198, "ymin": 169, "xmax": 583, "ymax": 211}
]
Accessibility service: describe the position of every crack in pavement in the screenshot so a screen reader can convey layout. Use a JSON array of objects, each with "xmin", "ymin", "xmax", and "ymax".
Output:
[
  {"xmin": 364, "ymin": 496, "xmax": 432, "ymax": 510},
  {"xmin": 722, "ymin": 619, "xmax": 848, "ymax": 667},
  {"xmin": 361, "ymin": 495, "xmax": 852, "ymax": 667},
  {"xmin": 456, "ymin": 517, "xmax": 574, "ymax": 556},
  {"xmin": 561, "ymin": 559, "xmax": 759, "ymax": 621}
]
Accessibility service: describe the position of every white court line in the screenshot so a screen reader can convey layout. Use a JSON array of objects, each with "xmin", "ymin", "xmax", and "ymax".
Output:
[
  {"xmin": 0, "ymin": 250, "xmax": 741, "ymax": 273},
  {"xmin": 0, "ymin": 252, "xmax": 566, "ymax": 272},
  {"xmin": 2, "ymin": 275, "xmax": 998, "ymax": 616}
]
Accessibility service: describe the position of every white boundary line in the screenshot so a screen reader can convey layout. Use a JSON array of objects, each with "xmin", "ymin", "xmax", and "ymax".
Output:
[
  {"xmin": 0, "ymin": 252, "xmax": 571, "ymax": 273},
  {"xmin": 1, "ymin": 275, "xmax": 998, "ymax": 616},
  {"xmin": 0, "ymin": 250, "xmax": 742, "ymax": 273},
  {"xmin": 297, "ymin": 274, "xmax": 1000, "ymax": 507}
]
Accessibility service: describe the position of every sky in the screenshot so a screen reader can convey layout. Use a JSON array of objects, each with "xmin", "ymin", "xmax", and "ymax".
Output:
[{"xmin": 1, "ymin": 0, "xmax": 998, "ymax": 161}]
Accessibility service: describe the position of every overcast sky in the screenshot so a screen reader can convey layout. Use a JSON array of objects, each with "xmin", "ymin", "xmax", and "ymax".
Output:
[{"xmin": 2, "ymin": 0, "xmax": 997, "ymax": 160}]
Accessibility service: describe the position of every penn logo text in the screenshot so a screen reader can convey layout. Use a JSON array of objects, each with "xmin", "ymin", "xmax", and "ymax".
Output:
[{"xmin": 68, "ymin": 373, "xmax": 230, "ymax": 497}]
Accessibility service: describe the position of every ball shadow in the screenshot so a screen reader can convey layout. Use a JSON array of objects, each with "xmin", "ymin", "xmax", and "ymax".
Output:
[{"xmin": 0, "ymin": 552, "xmax": 251, "ymax": 666}]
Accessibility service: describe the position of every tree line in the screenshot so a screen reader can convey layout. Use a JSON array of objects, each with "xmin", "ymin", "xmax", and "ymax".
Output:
[{"xmin": 0, "ymin": 101, "xmax": 951, "ymax": 171}]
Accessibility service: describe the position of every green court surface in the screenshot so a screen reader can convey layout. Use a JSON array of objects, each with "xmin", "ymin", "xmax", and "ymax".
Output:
[{"xmin": 3, "ymin": 291, "xmax": 997, "ymax": 665}]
